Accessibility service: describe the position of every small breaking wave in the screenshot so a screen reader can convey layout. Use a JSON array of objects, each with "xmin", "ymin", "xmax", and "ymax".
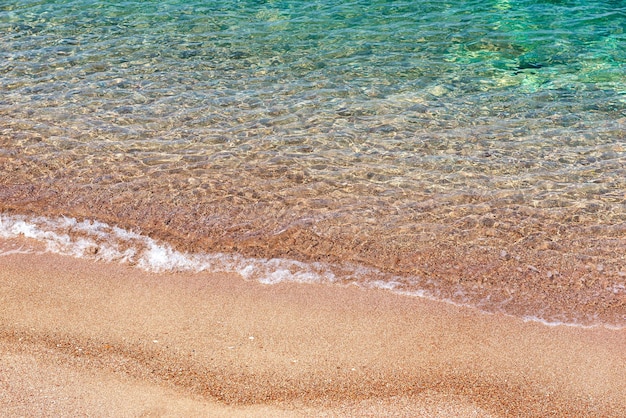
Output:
[
  {"xmin": 1, "ymin": 213, "xmax": 623, "ymax": 330},
  {"xmin": 0, "ymin": 213, "xmax": 399, "ymax": 286}
]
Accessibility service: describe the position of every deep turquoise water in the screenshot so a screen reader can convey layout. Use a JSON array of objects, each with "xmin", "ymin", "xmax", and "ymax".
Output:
[{"xmin": 1, "ymin": 0, "xmax": 625, "ymax": 325}]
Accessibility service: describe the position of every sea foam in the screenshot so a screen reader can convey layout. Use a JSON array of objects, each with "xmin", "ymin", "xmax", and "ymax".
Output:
[
  {"xmin": 0, "ymin": 213, "xmax": 361, "ymax": 284},
  {"xmin": 1, "ymin": 213, "xmax": 623, "ymax": 330}
]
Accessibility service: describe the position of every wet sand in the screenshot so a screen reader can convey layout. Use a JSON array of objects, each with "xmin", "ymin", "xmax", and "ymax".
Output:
[{"xmin": 1, "ymin": 249, "xmax": 625, "ymax": 417}]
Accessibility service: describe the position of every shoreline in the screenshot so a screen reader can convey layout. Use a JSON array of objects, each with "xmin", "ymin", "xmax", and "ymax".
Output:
[
  {"xmin": 1, "ymin": 250, "xmax": 625, "ymax": 416},
  {"xmin": 2, "ymin": 213, "xmax": 624, "ymax": 329}
]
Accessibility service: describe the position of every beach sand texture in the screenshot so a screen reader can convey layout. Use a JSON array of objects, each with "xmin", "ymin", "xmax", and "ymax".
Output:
[
  {"xmin": 1, "ymin": 248, "xmax": 625, "ymax": 417},
  {"xmin": 2, "ymin": 1, "xmax": 626, "ymax": 416}
]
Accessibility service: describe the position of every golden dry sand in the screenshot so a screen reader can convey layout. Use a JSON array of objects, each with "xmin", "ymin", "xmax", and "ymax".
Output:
[{"xmin": 1, "ymin": 250, "xmax": 625, "ymax": 417}]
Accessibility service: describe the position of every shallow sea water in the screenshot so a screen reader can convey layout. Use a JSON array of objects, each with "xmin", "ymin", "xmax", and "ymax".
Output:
[{"xmin": 1, "ymin": 0, "xmax": 625, "ymax": 326}]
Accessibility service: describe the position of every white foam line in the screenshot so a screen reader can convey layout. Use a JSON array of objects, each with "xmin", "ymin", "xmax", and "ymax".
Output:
[
  {"xmin": 0, "ymin": 248, "xmax": 33, "ymax": 257},
  {"xmin": 0, "ymin": 213, "xmax": 623, "ymax": 330},
  {"xmin": 521, "ymin": 316, "xmax": 626, "ymax": 331},
  {"xmin": 0, "ymin": 214, "xmax": 342, "ymax": 282}
]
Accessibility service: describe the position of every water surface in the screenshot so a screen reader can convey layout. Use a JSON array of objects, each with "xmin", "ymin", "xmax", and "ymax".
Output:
[{"xmin": 1, "ymin": 0, "xmax": 625, "ymax": 326}]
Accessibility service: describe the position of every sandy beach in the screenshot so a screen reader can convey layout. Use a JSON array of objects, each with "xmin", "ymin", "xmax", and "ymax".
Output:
[
  {"xmin": 1, "ymin": 247, "xmax": 625, "ymax": 417},
  {"xmin": 3, "ymin": 2, "xmax": 626, "ymax": 416}
]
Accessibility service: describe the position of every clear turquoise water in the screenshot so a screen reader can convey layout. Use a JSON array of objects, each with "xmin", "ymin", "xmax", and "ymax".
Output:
[{"xmin": 1, "ymin": 0, "xmax": 625, "ymax": 325}]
